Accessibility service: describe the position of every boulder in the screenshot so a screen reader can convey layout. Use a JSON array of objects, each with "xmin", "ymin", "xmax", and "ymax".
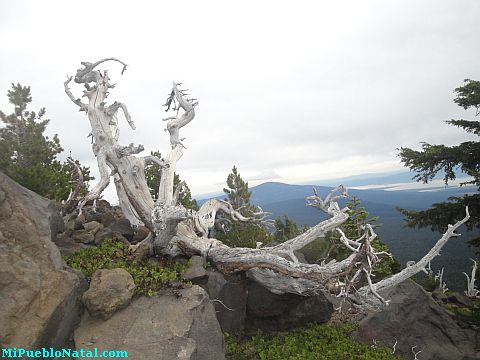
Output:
[
  {"xmin": 246, "ymin": 280, "xmax": 333, "ymax": 332},
  {"xmin": 357, "ymin": 279, "xmax": 479, "ymax": 360},
  {"xmin": 83, "ymin": 221, "xmax": 104, "ymax": 235},
  {"xmin": 54, "ymin": 232, "xmax": 90, "ymax": 257},
  {"xmin": 182, "ymin": 256, "xmax": 208, "ymax": 284},
  {"xmin": 205, "ymin": 271, "xmax": 247, "ymax": 332},
  {"xmin": 0, "ymin": 172, "xmax": 86, "ymax": 348},
  {"xmin": 84, "ymin": 206, "xmax": 115, "ymax": 227},
  {"xmin": 82, "ymin": 268, "xmax": 135, "ymax": 320},
  {"xmin": 72, "ymin": 229, "xmax": 95, "ymax": 244},
  {"xmin": 93, "ymin": 227, "xmax": 114, "ymax": 245},
  {"xmin": 447, "ymin": 292, "xmax": 475, "ymax": 308},
  {"xmin": 108, "ymin": 218, "xmax": 134, "ymax": 241},
  {"xmin": 74, "ymin": 285, "xmax": 225, "ymax": 360}
]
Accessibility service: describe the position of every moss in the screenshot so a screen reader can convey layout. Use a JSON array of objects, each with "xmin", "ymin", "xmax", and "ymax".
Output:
[
  {"xmin": 225, "ymin": 323, "xmax": 401, "ymax": 360},
  {"xmin": 64, "ymin": 238, "xmax": 188, "ymax": 296}
]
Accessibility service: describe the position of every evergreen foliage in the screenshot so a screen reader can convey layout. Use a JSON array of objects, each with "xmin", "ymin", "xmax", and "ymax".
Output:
[
  {"xmin": 216, "ymin": 165, "xmax": 272, "ymax": 248},
  {"xmin": 398, "ymin": 79, "xmax": 480, "ymax": 251},
  {"xmin": 225, "ymin": 323, "xmax": 400, "ymax": 360},
  {"xmin": 302, "ymin": 196, "xmax": 400, "ymax": 281},
  {"xmin": 223, "ymin": 165, "xmax": 252, "ymax": 211},
  {"xmin": 0, "ymin": 83, "xmax": 91, "ymax": 201},
  {"xmin": 144, "ymin": 150, "xmax": 199, "ymax": 210},
  {"xmin": 274, "ymin": 216, "xmax": 307, "ymax": 243}
]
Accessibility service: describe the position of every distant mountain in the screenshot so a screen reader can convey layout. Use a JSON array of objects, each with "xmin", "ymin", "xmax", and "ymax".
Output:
[
  {"xmin": 309, "ymin": 171, "xmax": 417, "ymax": 187},
  {"xmin": 198, "ymin": 180, "xmax": 478, "ymax": 292}
]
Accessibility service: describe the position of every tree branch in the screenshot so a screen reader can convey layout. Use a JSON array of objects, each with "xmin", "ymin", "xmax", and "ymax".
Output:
[{"xmin": 64, "ymin": 76, "xmax": 88, "ymax": 111}]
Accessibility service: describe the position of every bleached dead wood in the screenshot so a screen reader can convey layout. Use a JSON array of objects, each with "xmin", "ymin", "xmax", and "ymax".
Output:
[
  {"xmin": 65, "ymin": 59, "xmax": 471, "ymax": 311},
  {"xmin": 463, "ymin": 259, "xmax": 479, "ymax": 297}
]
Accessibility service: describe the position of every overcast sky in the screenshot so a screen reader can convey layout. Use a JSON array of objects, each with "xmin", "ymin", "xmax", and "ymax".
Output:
[{"xmin": 1, "ymin": 1, "xmax": 479, "ymax": 201}]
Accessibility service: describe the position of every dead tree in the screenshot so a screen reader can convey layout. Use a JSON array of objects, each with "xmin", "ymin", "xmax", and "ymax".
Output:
[{"xmin": 65, "ymin": 59, "xmax": 470, "ymax": 311}]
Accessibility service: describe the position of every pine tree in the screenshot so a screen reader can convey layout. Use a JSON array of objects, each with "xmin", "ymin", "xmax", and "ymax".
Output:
[
  {"xmin": 274, "ymin": 216, "xmax": 303, "ymax": 243},
  {"xmin": 398, "ymin": 79, "xmax": 480, "ymax": 251},
  {"xmin": 223, "ymin": 165, "xmax": 252, "ymax": 213},
  {"xmin": 0, "ymin": 83, "xmax": 90, "ymax": 201},
  {"xmin": 216, "ymin": 165, "xmax": 271, "ymax": 248}
]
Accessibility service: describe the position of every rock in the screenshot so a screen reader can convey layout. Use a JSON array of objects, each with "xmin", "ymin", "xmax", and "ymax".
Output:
[
  {"xmin": 82, "ymin": 269, "xmax": 135, "ymax": 320},
  {"xmin": 84, "ymin": 206, "xmax": 115, "ymax": 227},
  {"xmin": 74, "ymin": 285, "xmax": 225, "ymax": 360},
  {"xmin": 54, "ymin": 232, "xmax": 90, "ymax": 257},
  {"xmin": 74, "ymin": 213, "xmax": 86, "ymax": 230},
  {"xmin": 357, "ymin": 279, "xmax": 479, "ymax": 360},
  {"xmin": 72, "ymin": 229, "xmax": 95, "ymax": 244},
  {"xmin": 182, "ymin": 256, "xmax": 207, "ymax": 284},
  {"xmin": 131, "ymin": 225, "xmax": 150, "ymax": 244},
  {"xmin": 432, "ymin": 288, "xmax": 449, "ymax": 303},
  {"xmin": 93, "ymin": 227, "xmax": 114, "ymax": 245},
  {"xmin": 0, "ymin": 172, "xmax": 85, "ymax": 348},
  {"xmin": 111, "ymin": 231, "xmax": 131, "ymax": 246},
  {"xmin": 206, "ymin": 271, "xmax": 247, "ymax": 332},
  {"xmin": 83, "ymin": 221, "xmax": 104, "ymax": 235},
  {"xmin": 108, "ymin": 218, "xmax": 134, "ymax": 241},
  {"xmin": 246, "ymin": 280, "xmax": 333, "ymax": 332},
  {"xmin": 447, "ymin": 292, "xmax": 475, "ymax": 308}
]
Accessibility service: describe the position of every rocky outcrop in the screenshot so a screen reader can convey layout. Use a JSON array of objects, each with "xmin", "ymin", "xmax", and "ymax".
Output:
[
  {"xmin": 54, "ymin": 202, "xmax": 144, "ymax": 256},
  {"xmin": 357, "ymin": 280, "xmax": 480, "ymax": 360},
  {"xmin": 203, "ymin": 269, "xmax": 334, "ymax": 333},
  {"xmin": 0, "ymin": 172, "xmax": 86, "ymax": 348},
  {"xmin": 82, "ymin": 268, "xmax": 135, "ymax": 320},
  {"xmin": 246, "ymin": 280, "xmax": 334, "ymax": 332},
  {"xmin": 206, "ymin": 271, "xmax": 248, "ymax": 332},
  {"xmin": 74, "ymin": 285, "xmax": 225, "ymax": 360},
  {"xmin": 182, "ymin": 256, "xmax": 208, "ymax": 284}
]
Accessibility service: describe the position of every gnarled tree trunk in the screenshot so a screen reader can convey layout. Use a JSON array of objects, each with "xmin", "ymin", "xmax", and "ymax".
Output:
[{"xmin": 65, "ymin": 59, "xmax": 470, "ymax": 311}]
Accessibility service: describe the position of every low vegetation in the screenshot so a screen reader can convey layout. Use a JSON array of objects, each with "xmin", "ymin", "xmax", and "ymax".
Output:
[
  {"xmin": 64, "ymin": 239, "xmax": 188, "ymax": 296},
  {"xmin": 225, "ymin": 323, "xmax": 400, "ymax": 360}
]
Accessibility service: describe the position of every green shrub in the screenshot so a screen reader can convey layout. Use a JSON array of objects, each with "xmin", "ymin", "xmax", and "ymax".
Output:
[
  {"xmin": 225, "ymin": 323, "xmax": 401, "ymax": 360},
  {"xmin": 64, "ymin": 239, "xmax": 188, "ymax": 296}
]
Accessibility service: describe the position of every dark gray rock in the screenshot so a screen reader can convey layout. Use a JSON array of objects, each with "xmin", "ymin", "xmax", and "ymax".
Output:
[
  {"xmin": 357, "ymin": 280, "xmax": 479, "ymax": 360},
  {"xmin": 93, "ymin": 227, "xmax": 114, "ymax": 245},
  {"xmin": 72, "ymin": 229, "xmax": 95, "ymax": 244},
  {"xmin": 431, "ymin": 288, "xmax": 449, "ymax": 303},
  {"xmin": 82, "ymin": 268, "xmax": 135, "ymax": 320},
  {"xmin": 84, "ymin": 206, "xmax": 115, "ymax": 227},
  {"xmin": 54, "ymin": 232, "xmax": 90, "ymax": 257},
  {"xmin": 0, "ymin": 172, "xmax": 85, "ymax": 348},
  {"xmin": 206, "ymin": 271, "xmax": 247, "ymax": 332},
  {"xmin": 74, "ymin": 285, "xmax": 225, "ymax": 360},
  {"xmin": 246, "ymin": 280, "xmax": 333, "ymax": 332},
  {"xmin": 183, "ymin": 256, "xmax": 207, "ymax": 284},
  {"xmin": 83, "ymin": 221, "xmax": 104, "ymax": 235},
  {"xmin": 447, "ymin": 292, "xmax": 475, "ymax": 308},
  {"xmin": 108, "ymin": 218, "xmax": 134, "ymax": 241}
]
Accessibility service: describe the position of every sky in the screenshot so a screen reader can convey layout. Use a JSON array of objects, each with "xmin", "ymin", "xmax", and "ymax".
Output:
[{"xmin": 1, "ymin": 0, "xmax": 479, "ymax": 202}]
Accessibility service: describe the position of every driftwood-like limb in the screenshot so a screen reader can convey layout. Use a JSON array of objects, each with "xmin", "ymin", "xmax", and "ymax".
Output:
[
  {"xmin": 62, "ymin": 157, "xmax": 87, "ymax": 215},
  {"xmin": 193, "ymin": 199, "xmax": 272, "ymax": 237},
  {"xmin": 65, "ymin": 59, "xmax": 154, "ymax": 228},
  {"xmin": 463, "ymin": 258, "xmax": 479, "ymax": 297},
  {"xmin": 64, "ymin": 76, "xmax": 88, "ymax": 111},
  {"xmin": 354, "ymin": 208, "xmax": 470, "ymax": 309},
  {"xmin": 66, "ymin": 59, "xmax": 473, "ymax": 312}
]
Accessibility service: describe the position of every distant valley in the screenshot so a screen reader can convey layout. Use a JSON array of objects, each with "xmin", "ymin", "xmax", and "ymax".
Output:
[{"xmin": 197, "ymin": 171, "xmax": 479, "ymax": 292}]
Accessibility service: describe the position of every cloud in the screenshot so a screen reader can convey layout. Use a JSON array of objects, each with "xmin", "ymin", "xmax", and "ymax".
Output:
[
  {"xmin": 246, "ymin": 170, "xmax": 282, "ymax": 182},
  {"xmin": 0, "ymin": 0, "xmax": 479, "ymax": 202}
]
